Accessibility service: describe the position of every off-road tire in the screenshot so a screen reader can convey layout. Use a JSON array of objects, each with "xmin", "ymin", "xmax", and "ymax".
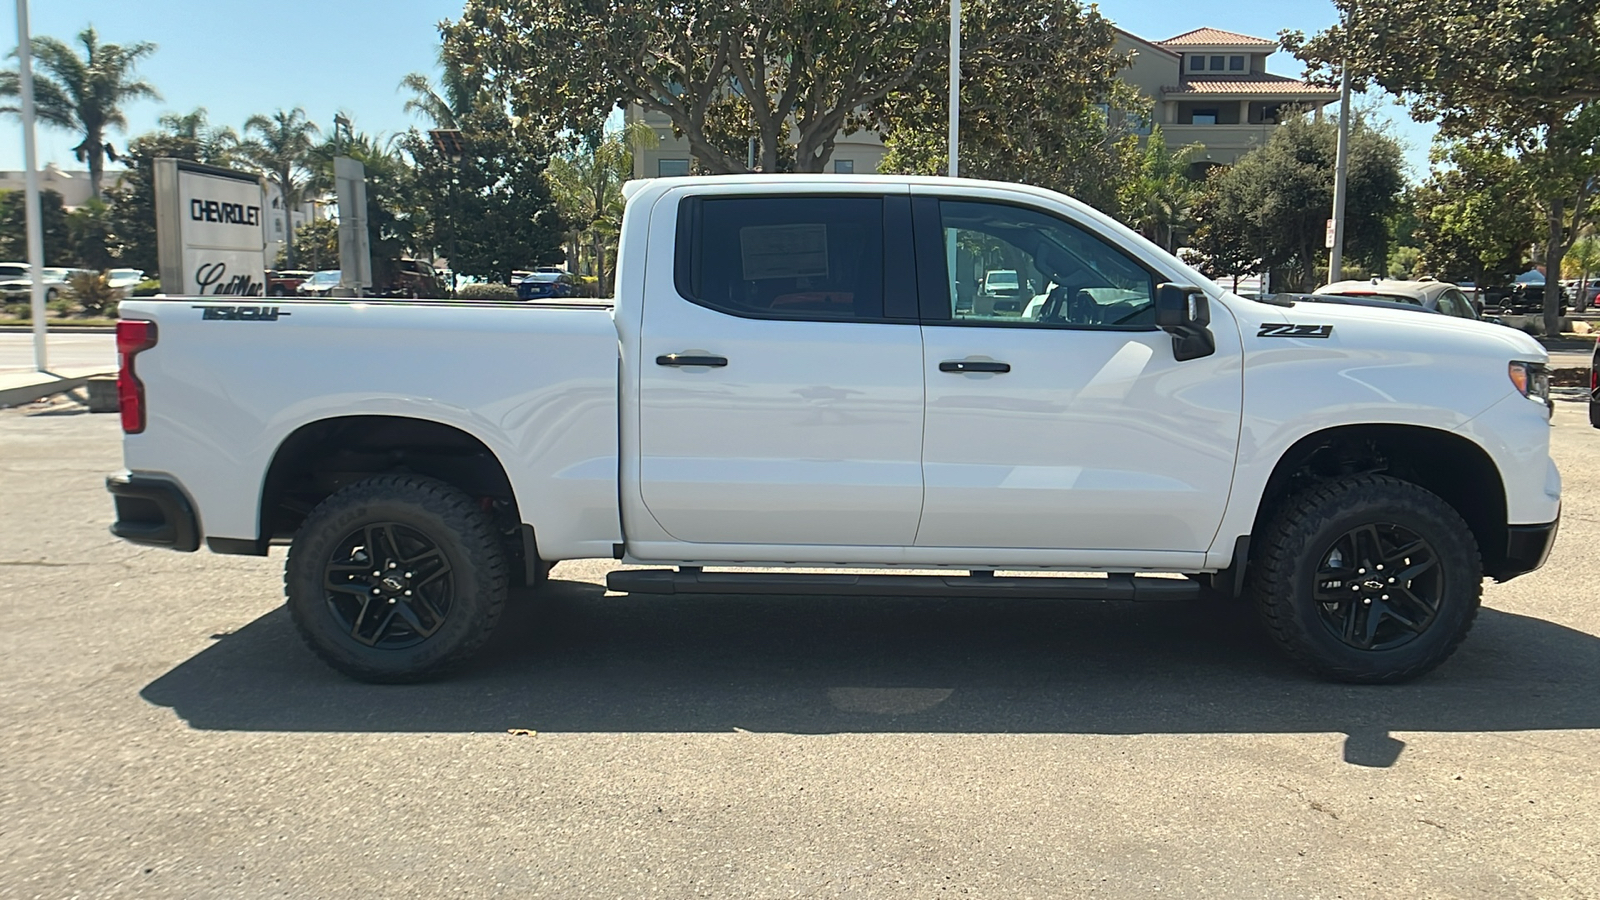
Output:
[
  {"xmin": 1250, "ymin": 474, "xmax": 1481, "ymax": 684},
  {"xmin": 285, "ymin": 474, "xmax": 508, "ymax": 682}
]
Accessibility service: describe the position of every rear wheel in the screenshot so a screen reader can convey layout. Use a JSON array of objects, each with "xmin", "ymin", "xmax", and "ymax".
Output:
[
  {"xmin": 285, "ymin": 474, "xmax": 508, "ymax": 682},
  {"xmin": 1250, "ymin": 474, "xmax": 1481, "ymax": 683}
]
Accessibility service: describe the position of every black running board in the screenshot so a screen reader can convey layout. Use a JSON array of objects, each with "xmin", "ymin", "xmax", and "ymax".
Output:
[{"xmin": 606, "ymin": 568, "xmax": 1201, "ymax": 601}]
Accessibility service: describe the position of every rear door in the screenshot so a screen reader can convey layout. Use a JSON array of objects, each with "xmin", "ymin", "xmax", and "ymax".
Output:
[{"xmin": 632, "ymin": 188, "xmax": 927, "ymax": 547}]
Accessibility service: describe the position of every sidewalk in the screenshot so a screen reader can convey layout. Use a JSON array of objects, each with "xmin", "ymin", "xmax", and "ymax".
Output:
[{"xmin": 0, "ymin": 366, "xmax": 117, "ymax": 408}]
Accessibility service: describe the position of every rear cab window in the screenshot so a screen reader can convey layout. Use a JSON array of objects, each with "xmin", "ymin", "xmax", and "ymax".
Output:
[{"xmin": 675, "ymin": 195, "xmax": 914, "ymax": 322}]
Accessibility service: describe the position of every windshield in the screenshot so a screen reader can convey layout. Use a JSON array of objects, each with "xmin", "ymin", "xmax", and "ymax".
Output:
[
  {"xmin": 309, "ymin": 271, "xmax": 340, "ymax": 285},
  {"xmin": 0, "ymin": 265, "xmax": 27, "ymax": 279}
]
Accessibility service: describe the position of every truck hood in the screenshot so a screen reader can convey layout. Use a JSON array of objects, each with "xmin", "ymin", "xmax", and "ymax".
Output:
[{"xmin": 1228, "ymin": 292, "xmax": 1549, "ymax": 365}]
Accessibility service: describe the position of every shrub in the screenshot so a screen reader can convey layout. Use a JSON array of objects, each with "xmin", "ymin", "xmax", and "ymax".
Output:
[
  {"xmin": 67, "ymin": 270, "xmax": 119, "ymax": 317},
  {"xmin": 455, "ymin": 282, "xmax": 518, "ymax": 301},
  {"xmin": 132, "ymin": 279, "xmax": 162, "ymax": 297}
]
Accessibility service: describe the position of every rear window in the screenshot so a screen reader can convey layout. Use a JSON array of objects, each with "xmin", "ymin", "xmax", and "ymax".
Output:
[
  {"xmin": 1318, "ymin": 292, "xmax": 1423, "ymax": 306},
  {"xmin": 677, "ymin": 196, "xmax": 885, "ymax": 321}
]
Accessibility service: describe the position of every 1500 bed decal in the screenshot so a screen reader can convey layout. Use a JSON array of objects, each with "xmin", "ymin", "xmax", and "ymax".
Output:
[{"xmin": 1257, "ymin": 323, "xmax": 1333, "ymax": 338}]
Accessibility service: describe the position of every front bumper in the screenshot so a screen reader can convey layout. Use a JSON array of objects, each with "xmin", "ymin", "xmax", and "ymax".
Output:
[
  {"xmin": 107, "ymin": 473, "xmax": 200, "ymax": 551},
  {"xmin": 1491, "ymin": 515, "xmax": 1559, "ymax": 582}
]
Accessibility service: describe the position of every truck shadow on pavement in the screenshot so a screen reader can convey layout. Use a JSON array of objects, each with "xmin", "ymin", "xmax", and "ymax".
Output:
[{"xmin": 143, "ymin": 577, "xmax": 1600, "ymax": 765}]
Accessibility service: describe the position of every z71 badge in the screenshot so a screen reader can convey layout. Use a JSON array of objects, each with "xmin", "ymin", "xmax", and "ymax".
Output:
[
  {"xmin": 192, "ymin": 305, "xmax": 291, "ymax": 322},
  {"xmin": 1257, "ymin": 323, "xmax": 1333, "ymax": 339}
]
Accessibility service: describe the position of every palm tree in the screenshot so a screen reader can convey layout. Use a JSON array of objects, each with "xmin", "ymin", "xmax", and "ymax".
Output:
[
  {"xmin": 1119, "ymin": 126, "xmax": 1203, "ymax": 253},
  {"xmin": 241, "ymin": 108, "xmax": 320, "ymax": 268},
  {"xmin": 158, "ymin": 107, "xmax": 239, "ymax": 166},
  {"xmin": 546, "ymin": 122, "xmax": 658, "ymax": 293},
  {"xmin": 0, "ymin": 26, "xmax": 160, "ymax": 199},
  {"xmin": 399, "ymin": 73, "xmax": 458, "ymax": 130}
]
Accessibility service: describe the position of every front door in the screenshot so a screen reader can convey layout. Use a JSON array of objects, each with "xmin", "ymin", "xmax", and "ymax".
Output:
[
  {"xmin": 913, "ymin": 194, "xmax": 1243, "ymax": 554},
  {"xmin": 636, "ymin": 192, "xmax": 926, "ymax": 547}
]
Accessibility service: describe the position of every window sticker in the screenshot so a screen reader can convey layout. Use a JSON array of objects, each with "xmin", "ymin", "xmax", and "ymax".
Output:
[{"xmin": 740, "ymin": 224, "xmax": 830, "ymax": 280}]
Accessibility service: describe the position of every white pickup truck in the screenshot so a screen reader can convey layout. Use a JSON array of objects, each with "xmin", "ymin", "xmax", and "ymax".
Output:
[{"xmin": 108, "ymin": 175, "xmax": 1560, "ymax": 684}]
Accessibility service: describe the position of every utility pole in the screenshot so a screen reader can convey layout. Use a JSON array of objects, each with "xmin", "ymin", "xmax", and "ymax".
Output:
[
  {"xmin": 15, "ymin": 0, "xmax": 46, "ymax": 371},
  {"xmin": 1327, "ymin": 62, "xmax": 1352, "ymax": 284}
]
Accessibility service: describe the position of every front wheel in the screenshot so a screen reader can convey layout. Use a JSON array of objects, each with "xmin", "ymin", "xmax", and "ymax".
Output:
[
  {"xmin": 1250, "ymin": 474, "xmax": 1481, "ymax": 683},
  {"xmin": 285, "ymin": 474, "xmax": 508, "ymax": 682}
]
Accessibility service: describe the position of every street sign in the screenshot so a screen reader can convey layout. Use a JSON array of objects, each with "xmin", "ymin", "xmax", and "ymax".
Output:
[{"xmin": 1325, "ymin": 218, "xmax": 1336, "ymax": 250}]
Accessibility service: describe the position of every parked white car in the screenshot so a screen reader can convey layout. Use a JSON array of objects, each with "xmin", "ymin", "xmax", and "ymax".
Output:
[
  {"xmin": 108, "ymin": 175, "xmax": 1559, "ymax": 685},
  {"xmin": 0, "ymin": 264, "xmax": 83, "ymax": 303}
]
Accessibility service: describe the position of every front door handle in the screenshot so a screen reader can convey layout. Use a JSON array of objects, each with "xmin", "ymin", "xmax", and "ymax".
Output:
[
  {"xmin": 939, "ymin": 360, "xmax": 1011, "ymax": 374},
  {"xmin": 657, "ymin": 353, "xmax": 728, "ymax": 368}
]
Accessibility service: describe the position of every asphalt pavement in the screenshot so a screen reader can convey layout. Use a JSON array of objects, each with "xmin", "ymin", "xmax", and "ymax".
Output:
[{"xmin": 1, "ymin": 397, "xmax": 1596, "ymax": 897}]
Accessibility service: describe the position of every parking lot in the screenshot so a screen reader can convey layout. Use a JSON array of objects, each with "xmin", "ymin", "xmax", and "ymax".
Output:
[{"xmin": 2, "ymin": 397, "xmax": 1597, "ymax": 898}]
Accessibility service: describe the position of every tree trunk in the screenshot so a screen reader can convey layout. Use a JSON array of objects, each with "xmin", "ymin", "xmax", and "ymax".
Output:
[
  {"xmin": 282, "ymin": 169, "xmax": 298, "ymax": 269},
  {"xmin": 1545, "ymin": 198, "xmax": 1566, "ymax": 338},
  {"xmin": 86, "ymin": 127, "xmax": 105, "ymax": 201}
]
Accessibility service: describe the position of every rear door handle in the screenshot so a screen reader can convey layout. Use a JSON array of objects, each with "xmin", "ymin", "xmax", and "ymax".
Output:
[
  {"xmin": 657, "ymin": 354, "xmax": 728, "ymax": 368},
  {"xmin": 939, "ymin": 360, "xmax": 1011, "ymax": 373}
]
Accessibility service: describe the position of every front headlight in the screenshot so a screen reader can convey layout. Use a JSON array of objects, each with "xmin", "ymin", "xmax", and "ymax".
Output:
[{"xmin": 1508, "ymin": 361, "xmax": 1551, "ymax": 405}]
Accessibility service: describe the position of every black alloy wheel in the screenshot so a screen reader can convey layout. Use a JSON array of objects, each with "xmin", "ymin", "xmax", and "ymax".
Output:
[
  {"xmin": 1313, "ymin": 523, "xmax": 1441, "ymax": 652},
  {"xmin": 285, "ymin": 474, "xmax": 508, "ymax": 682},
  {"xmin": 323, "ymin": 522, "xmax": 455, "ymax": 649}
]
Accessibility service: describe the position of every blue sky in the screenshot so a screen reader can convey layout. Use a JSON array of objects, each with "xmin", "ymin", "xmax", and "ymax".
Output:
[{"xmin": 8, "ymin": 0, "xmax": 1434, "ymax": 177}]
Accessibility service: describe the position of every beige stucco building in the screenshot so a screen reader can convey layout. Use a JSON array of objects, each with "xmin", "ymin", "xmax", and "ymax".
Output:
[
  {"xmin": 629, "ymin": 25, "xmax": 1335, "ymax": 179},
  {"xmin": 1116, "ymin": 27, "xmax": 1338, "ymax": 175}
]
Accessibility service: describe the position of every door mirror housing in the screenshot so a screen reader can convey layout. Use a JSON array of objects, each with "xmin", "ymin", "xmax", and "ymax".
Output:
[{"xmin": 1154, "ymin": 283, "xmax": 1215, "ymax": 361}]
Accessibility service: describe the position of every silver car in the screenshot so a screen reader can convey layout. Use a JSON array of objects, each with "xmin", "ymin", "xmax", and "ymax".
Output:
[{"xmin": 0, "ymin": 265, "xmax": 82, "ymax": 304}]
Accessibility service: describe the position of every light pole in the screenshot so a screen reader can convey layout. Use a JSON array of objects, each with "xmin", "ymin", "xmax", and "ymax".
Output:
[
  {"xmin": 1328, "ymin": 17, "xmax": 1353, "ymax": 284},
  {"xmin": 14, "ymin": 0, "xmax": 46, "ymax": 371},
  {"xmin": 948, "ymin": 0, "xmax": 960, "ymax": 178}
]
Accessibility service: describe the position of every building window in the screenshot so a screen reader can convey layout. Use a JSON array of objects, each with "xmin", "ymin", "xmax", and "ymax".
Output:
[
  {"xmin": 658, "ymin": 159, "xmax": 691, "ymax": 177},
  {"xmin": 1192, "ymin": 110, "xmax": 1219, "ymax": 125},
  {"xmin": 834, "ymin": 159, "xmax": 855, "ymax": 174},
  {"xmin": 1229, "ymin": 55, "xmax": 1245, "ymax": 71},
  {"xmin": 1210, "ymin": 55, "xmax": 1225, "ymax": 70},
  {"xmin": 1190, "ymin": 55, "xmax": 1206, "ymax": 71}
]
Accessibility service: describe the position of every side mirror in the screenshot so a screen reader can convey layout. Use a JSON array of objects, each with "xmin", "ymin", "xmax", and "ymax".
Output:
[{"xmin": 1154, "ymin": 282, "xmax": 1215, "ymax": 361}]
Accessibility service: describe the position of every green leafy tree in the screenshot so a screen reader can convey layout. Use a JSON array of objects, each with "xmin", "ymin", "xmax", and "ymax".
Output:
[
  {"xmin": 876, "ymin": 0, "xmax": 1140, "ymax": 213},
  {"xmin": 1284, "ymin": 0, "xmax": 1600, "ymax": 335},
  {"xmin": 1192, "ymin": 114, "xmax": 1404, "ymax": 291},
  {"xmin": 0, "ymin": 27, "xmax": 159, "ymax": 199},
  {"xmin": 0, "ymin": 189, "xmax": 70, "ymax": 262},
  {"xmin": 406, "ymin": 107, "xmax": 567, "ymax": 285},
  {"xmin": 1117, "ymin": 126, "xmax": 1203, "ymax": 252},
  {"xmin": 1563, "ymin": 235, "xmax": 1600, "ymax": 287},
  {"xmin": 546, "ymin": 122, "xmax": 657, "ymax": 293},
  {"xmin": 241, "ymin": 108, "xmax": 320, "ymax": 268},
  {"xmin": 1412, "ymin": 142, "xmax": 1537, "ymax": 288},
  {"xmin": 443, "ymin": 0, "xmax": 953, "ymax": 173},
  {"xmin": 67, "ymin": 197, "xmax": 114, "ymax": 270},
  {"xmin": 284, "ymin": 218, "xmax": 339, "ymax": 271},
  {"xmin": 103, "ymin": 131, "xmax": 204, "ymax": 277}
]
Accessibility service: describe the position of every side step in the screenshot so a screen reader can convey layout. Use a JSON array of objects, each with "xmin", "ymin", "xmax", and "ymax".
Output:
[{"xmin": 605, "ymin": 568, "xmax": 1201, "ymax": 601}]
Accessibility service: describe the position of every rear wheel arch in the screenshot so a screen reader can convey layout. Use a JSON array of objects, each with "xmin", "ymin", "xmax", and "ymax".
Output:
[{"xmin": 256, "ymin": 415, "xmax": 546, "ymax": 584}]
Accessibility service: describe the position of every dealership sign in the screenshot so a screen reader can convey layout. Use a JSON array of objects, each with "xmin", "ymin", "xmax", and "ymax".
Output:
[{"xmin": 154, "ymin": 159, "xmax": 267, "ymax": 297}]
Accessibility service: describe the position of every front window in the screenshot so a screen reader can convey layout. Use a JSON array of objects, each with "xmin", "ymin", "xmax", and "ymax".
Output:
[
  {"xmin": 1210, "ymin": 55, "xmax": 1225, "ymax": 70},
  {"xmin": 1229, "ymin": 55, "xmax": 1245, "ymax": 71},
  {"xmin": 1190, "ymin": 55, "xmax": 1206, "ymax": 71},
  {"xmin": 935, "ymin": 200, "xmax": 1155, "ymax": 329}
]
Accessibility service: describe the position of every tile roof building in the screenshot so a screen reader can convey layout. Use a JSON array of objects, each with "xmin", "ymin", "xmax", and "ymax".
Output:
[{"xmin": 1116, "ymin": 27, "xmax": 1339, "ymax": 172}]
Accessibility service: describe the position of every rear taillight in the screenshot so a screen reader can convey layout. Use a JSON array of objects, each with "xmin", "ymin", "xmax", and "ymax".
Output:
[{"xmin": 116, "ymin": 320, "xmax": 158, "ymax": 433}]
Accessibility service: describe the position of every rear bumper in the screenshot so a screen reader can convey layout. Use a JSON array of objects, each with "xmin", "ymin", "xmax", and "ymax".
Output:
[
  {"xmin": 1491, "ymin": 516, "xmax": 1559, "ymax": 582},
  {"xmin": 107, "ymin": 473, "xmax": 200, "ymax": 551}
]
